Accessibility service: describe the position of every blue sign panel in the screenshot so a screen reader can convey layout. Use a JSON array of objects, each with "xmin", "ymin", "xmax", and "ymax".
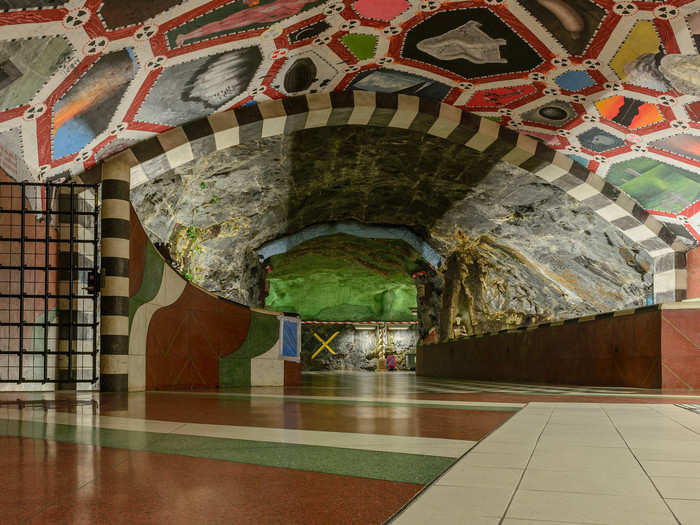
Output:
[{"xmin": 282, "ymin": 319, "xmax": 299, "ymax": 358}]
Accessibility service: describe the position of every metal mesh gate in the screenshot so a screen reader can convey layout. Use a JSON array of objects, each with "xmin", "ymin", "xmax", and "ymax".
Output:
[{"xmin": 0, "ymin": 181, "xmax": 99, "ymax": 386}]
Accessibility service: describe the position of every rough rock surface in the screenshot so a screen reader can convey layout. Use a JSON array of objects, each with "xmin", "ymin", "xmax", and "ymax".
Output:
[
  {"xmin": 132, "ymin": 125, "xmax": 654, "ymax": 359},
  {"xmin": 301, "ymin": 325, "xmax": 419, "ymax": 371},
  {"xmin": 431, "ymin": 163, "xmax": 652, "ymax": 338},
  {"xmin": 131, "ymin": 138, "xmax": 290, "ymax": 304},
  {"xmin": 131, "ymin": 126, "xmax": 506, "ymax": 304}
]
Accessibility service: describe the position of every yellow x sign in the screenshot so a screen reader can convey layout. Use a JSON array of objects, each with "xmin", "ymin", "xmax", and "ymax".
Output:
[{"xmin": 311, "ymin": 331, "xmax": 339, "ymax": 359}]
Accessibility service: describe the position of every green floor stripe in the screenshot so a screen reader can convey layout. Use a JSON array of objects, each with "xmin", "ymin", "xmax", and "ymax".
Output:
[
  {"xmin": 0, "ymin": 418, "xmax": 453, "ymax": 485},
  {"xmin": 156, "ymin": 391, "xmax": 521, "ymax": 412}
]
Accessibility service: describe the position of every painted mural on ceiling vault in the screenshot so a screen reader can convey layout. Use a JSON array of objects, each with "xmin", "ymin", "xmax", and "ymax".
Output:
[{"xmin": 0, "ymin": 0, "xmax": 698, "ymax": 239}]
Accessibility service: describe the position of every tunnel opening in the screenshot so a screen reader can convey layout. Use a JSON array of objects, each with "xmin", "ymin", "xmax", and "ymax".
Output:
[
  {"xmin": 260, "ymin": 232, "xmax": 434, "ymax": 371},
  {"xmin": 130, "ymin": 123, "xmax": 657, "ymax": 379}
]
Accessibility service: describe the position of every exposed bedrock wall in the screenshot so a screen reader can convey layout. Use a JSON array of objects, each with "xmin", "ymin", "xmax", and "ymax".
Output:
[
  {"xmin": 128, "ymin": 203, "xmax": 299, "ymax": 390},
  {"xmin": 418, "ymin": 305, "xmax": 700, "ymax": 389},
  {"xmin": 96, "ymin": 93, "xmax": 693, "ymax": 304}
]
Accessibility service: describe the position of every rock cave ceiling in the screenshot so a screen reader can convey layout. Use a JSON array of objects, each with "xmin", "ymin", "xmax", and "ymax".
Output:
[
  {"xmin": 0, "ymin": 0, "xmax": 698, "ymax": 239},
  {"xmin": 132, "ymin": 126, "xmax": 654, "ymax": 318}
]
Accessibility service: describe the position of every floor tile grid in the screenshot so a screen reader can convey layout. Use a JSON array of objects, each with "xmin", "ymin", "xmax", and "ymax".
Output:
[
  {"xmin": 388, "ymin": 405, "xmax": 552, "ymax": 524},
  {"xmin": 653, "ymin": 404, "xmax": 700, "ymax": 435},
  {"xmin": 600, "ymin": 404, "xmax": 684, "ymax": 524},
  {"xmin": 504, "ymin": 404, "xmax": 680, "ymax": 525},
  {"xmin": 392, "ymin": 403, "xmax": 694, "ymax": 524},
  {"xmin": 646, "ymin": 404, "xmax": 700, "ymax": 524},
  {"xmin": 489, "ymin": 406, "xmax": 554, "ymax": 525}
]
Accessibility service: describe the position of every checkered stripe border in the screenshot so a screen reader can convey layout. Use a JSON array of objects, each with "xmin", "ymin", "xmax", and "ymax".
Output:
[
  {"xmin": 97, "ymin": 150, "xmax": 137, "ymax": 392},
  {"xmin": 75, "ymin": 92, "xmax": 692, "ymax": 324}
]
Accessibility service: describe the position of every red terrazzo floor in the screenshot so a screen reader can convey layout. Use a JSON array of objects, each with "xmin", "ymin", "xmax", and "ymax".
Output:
[{"xmin": 2, "ymin": 437, "xmax": 420, "ymax": 525}]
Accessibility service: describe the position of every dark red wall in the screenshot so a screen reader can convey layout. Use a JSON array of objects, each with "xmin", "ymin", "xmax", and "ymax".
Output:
[
  {"xmin": 418, "ymin": 310, "xmax": 664, "ymax": 388},
  {"xmin": 129, "ymin": 204, "xmax": 253, "ymax": 390},
  {"xmin": 687, "ymin": 248, "xmax": 700, "ymax": 300},
  {"xmin": 661, "ymin": 309, "xmax": 700, "ymax": 389},
  {"xmin": 146, "ymin": 285, "xmax": 251, "ymax": 389}
]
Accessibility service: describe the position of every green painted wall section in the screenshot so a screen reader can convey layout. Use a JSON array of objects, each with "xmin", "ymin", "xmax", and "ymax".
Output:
[
  {"xmin": 128, "ymin": 240, "xmax": 165, "ymax": 330},
  {"xmin": 265, "ymin": 234, "xmax": 419, "ymax": 321},
  {"xmin": 219, "ymin": 310, "xmax": 280, "ymax": 388}
]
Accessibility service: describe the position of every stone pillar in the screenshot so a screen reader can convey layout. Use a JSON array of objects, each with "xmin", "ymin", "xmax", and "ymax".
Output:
[
  {"xmin": 686, "ymin": 247, "xmax": 700, "ymax": 300},
  {"xmin": 100, "ymin": 152, "xmax": 132, "ymax": 391}
]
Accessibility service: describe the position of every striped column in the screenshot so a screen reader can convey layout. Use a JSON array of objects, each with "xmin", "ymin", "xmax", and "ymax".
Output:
[
  {"xmin": 653, "ymin": 250, "xmax": 687, "ymax": 303},
  {"xmin": 100, "ymin": 151, "xmax": 134, "ymax": 392}
]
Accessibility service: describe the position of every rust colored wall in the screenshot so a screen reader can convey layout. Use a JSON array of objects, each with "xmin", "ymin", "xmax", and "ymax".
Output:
[
  {"xmin": 284, "ymin": 361, "xmax": 302, "ymax": 386},
  {"xmin": 687, "ymin": 248, "xmax": 700, "ymax": 300},
  {"xmin": 660, "ymin": 309, "xmax": 700, "ymax": 389},
  {"xmin": 146, "ymin": 284, "xmax": 252, "ymax": 389},
  {"xmin": 417, "ymin": 311, "xmax": 663, "ymax": 388}
]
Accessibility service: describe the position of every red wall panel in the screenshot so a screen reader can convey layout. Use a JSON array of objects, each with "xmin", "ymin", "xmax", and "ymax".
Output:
[
  {"xmin": 661, "ymin": 309, "xmax": 700, "ymax": 389},
  {"xmin": 146, "ymin": 285, "xmax": 251, "ymax": 389},
  {"xmin": 418, "ymin": 311, "xmax": 663, "ymax": 388}
]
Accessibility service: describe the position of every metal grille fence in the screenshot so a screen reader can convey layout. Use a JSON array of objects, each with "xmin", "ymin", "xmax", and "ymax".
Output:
[{"xmin": 0, "ymin": 181, "xmax": 99, "ymax": 385}]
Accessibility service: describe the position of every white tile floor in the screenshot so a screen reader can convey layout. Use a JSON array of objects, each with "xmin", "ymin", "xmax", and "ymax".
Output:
[{"xmin": 393, "ymin": 403, "xmax": 700, "ymax": 524}]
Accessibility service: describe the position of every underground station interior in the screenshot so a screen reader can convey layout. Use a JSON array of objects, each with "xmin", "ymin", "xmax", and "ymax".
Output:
[{"xmin": 1, "ymin": 0, "xmax": 700, "ymax": 523}]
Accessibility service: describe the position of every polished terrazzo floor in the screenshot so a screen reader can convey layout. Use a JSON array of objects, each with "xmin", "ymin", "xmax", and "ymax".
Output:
[{"xmin": 2, "ymin": 372, "xmax": 700, "ymax": 524}]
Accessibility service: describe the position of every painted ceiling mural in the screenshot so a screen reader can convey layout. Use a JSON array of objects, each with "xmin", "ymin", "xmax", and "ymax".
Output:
[{"xmin": 0, "ymin": 0, "xmax": 698, "ymax": 239}]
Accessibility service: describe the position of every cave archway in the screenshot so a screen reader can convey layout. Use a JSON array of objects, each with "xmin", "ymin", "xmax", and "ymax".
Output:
[{"xmin": 84, "ymin": 92, "xmax": 693, "ymax": 387}]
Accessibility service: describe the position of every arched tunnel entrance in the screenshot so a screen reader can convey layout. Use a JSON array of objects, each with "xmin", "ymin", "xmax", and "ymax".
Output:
[
  {"xmin": 259, "ymin": 229, "xmax": 436, "ymax": 371},
  {"xmin": 115, "ymin": 96, "xmax": 689, "ymax": 383}
]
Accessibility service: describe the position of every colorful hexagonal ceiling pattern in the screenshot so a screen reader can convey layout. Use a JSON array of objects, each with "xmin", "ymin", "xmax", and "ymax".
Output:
[{"xmin": 0, "ymin": 0, "xmax": 698, "ymax": 240}]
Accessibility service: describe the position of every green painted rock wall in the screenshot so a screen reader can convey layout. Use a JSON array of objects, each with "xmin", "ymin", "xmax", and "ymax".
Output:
[{"xmin": 265, "ymin": 234, "xmax": 419, "ymax": 321}]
